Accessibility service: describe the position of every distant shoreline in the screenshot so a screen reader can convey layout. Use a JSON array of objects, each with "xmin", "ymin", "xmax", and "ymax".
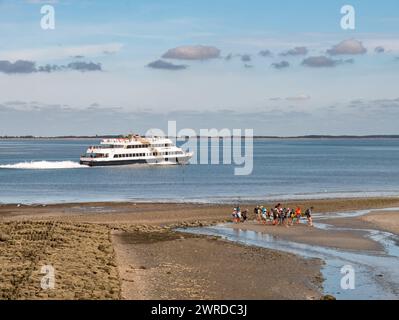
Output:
[{"xmin": 1, "ymin": 135, "xmax": 399, "ymax": 140}]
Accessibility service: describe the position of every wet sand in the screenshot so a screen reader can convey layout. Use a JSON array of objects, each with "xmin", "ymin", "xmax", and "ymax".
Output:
[
  {"xmin": 112, "ymin": 229, "xmax": 322, "ymax": 300},
  {"xmin": 1, "ymin": 197, "xmax": 399, "ymax": 300},
  {"xmin": 361, "ymin": 211, "xmax": 399, "ymax": 236},
  {"xmin": 2, "ymin": 197, "xmax": 399, "ymax": 224},
  {"xmin": 228, "ymin": 222, "xmax": 382, "ymax": 252}
]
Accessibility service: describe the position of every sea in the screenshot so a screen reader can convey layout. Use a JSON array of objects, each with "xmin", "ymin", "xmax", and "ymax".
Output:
[{"xmin": 1, "ymin": 138, "xmax": 399, "ymax": 204}]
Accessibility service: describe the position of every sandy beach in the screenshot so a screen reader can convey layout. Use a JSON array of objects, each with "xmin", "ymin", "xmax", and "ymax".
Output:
[{"xmin": 1, "ymin": 197, "xmax": 399, "ymax": 300}]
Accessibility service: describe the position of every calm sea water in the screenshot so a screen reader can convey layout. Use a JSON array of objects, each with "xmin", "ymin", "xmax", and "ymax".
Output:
[{"xmin": 1, "ymin": 138, "xmax": 399, "ymax": 204}]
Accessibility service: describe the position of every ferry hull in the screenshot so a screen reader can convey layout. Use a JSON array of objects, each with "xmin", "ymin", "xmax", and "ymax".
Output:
[{"xmin": 80, "ymin": 157, "xmax": 191, "ymax": 167}]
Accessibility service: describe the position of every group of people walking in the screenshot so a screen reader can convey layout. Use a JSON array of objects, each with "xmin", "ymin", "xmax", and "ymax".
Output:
[{"xmin": 232, "ymin": 203, "xmax": 314, "ymax": 227}]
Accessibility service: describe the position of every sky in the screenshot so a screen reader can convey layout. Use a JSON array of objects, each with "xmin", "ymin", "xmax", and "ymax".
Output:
[{"xmin": 0, "ymin": 0, "xmax": 398, "ymax": 136}]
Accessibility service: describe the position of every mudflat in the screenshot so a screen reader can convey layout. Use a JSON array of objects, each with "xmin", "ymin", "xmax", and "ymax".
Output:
[
  {"xmin": 112, "ymin": 230, "xmax": 323, "ymax": 300},
  {"xmin": 228, "ymin": 222, "xmax": 382, "ymax": 251},
  {"xmin": 361, "ymin": 211, "xmax": 399, "ymax": 235},
  {"xmin": 1, "ymin": 197, "xmax": 399, "ymax": 300}
]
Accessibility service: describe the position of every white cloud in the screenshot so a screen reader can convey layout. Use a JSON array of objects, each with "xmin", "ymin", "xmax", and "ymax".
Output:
[
  {"xmin": 327, "ymin": 39, "xmax": 367, "ymax": 55},
  {"xmin": 162, "ymin": 45, "xmax": 221, "ymax": 60},
  {"xmin": 286, "ymin": 94, "xmax": 311, "ymax": 101},
  {"xmin": 362, "ymin": 37, "xmax": 399, "ymax": 53}
]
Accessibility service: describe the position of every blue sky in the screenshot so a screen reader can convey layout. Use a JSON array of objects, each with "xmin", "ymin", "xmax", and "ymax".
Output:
[{"xmin": 0, "ymin": 0, "xmax": 399, "ymax": 136}]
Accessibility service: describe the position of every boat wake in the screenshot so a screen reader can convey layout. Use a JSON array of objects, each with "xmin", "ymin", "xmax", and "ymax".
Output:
[{"xmin": 0, "ymin": 161, "xmax": 88, "ymax": 170}]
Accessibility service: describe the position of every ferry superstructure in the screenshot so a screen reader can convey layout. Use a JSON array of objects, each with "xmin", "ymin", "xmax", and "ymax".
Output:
[{"xmin": 80, "ymin": 135, "xmax": 193, "ymax": 167}]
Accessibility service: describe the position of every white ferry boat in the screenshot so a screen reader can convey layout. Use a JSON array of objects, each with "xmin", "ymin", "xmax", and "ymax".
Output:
[{"xmin": 80, "ymin": 135, "xmax": 193, "ymax": 167}]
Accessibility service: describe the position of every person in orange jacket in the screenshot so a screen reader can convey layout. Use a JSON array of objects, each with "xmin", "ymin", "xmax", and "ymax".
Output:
[{"xmin": 295, "ymin": 207, "xmax": 302, "ymax": 224}]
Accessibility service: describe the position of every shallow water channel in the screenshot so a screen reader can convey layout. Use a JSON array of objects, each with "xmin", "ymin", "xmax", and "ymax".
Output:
[{"xmin": 179, "ymin": 208, "xmax": 399, "ymax": 299}]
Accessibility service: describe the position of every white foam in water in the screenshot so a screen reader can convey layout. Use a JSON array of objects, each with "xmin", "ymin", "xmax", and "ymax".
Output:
[{"xmin": 0, "ymin": 161, "xmax": 88, "ymax": 170}]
